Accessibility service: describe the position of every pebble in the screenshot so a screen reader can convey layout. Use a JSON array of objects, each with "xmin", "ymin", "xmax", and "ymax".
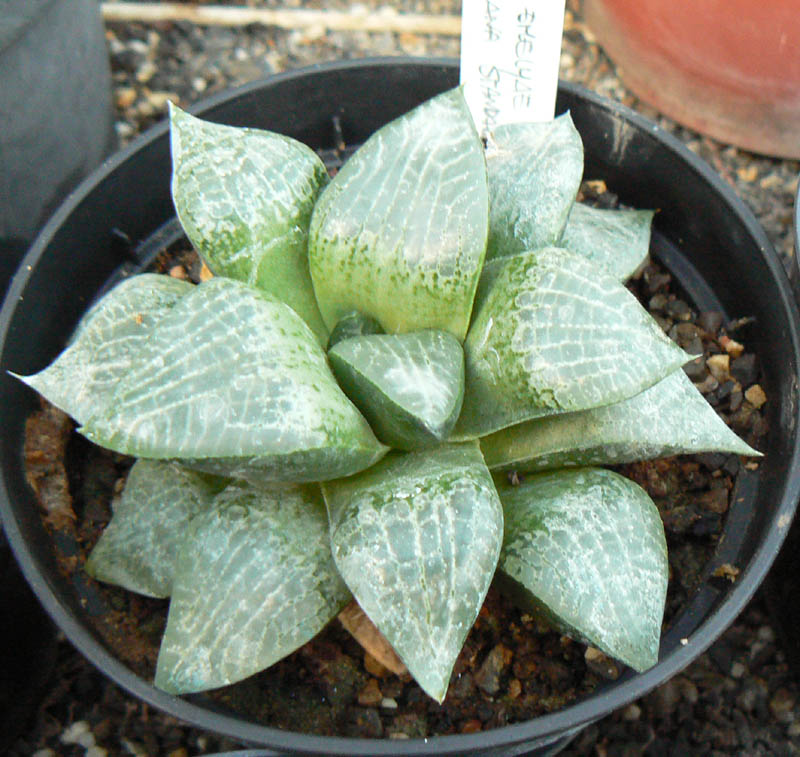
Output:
[
  {"xmin": 584, "ymin": 647, "xmax": 620, "ymax": 680},
  {"xmin": 769, "ymin": 688, "xmax": 796, "ymax": 724},
  {"xmin": 381, "ymin": 697, "xmax": 398, "ymax": 709},
  {"xmin": 622, "ymin": 703, "xmax": 642, "ymax": 721},
  {"xmin": 706, "ymin": 354, "xmax": 731, "ymax": 381},
  {"xmin": 731, "ymin": 353, "xmax": 759, "ymax": 386},
  {"xmin": 474, "ymin": 644, "xmax": 510, "ymax": 695},
  {"xmin": 730, "ymin": 661, "xmax": 747, "ymax": 679},
  {"xmin": 61, "ymin": 721, "xmax": 91, "ymax": 745},
  {"xmin": 357, "ymin": 678, "xmax": 383, "ymax": 707},
  {"xmin": 697, "ymin": 311, "xmax": 724, "ymax": 334},
  {"xmin": 744, "ymin": 384, "xmax": 767, "ymax": 408}
]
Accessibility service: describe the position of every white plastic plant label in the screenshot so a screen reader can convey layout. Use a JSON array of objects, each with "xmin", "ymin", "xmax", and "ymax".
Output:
[{"xmin": 460, "ymin": 0, "xmax": 567, "ymax": 135}]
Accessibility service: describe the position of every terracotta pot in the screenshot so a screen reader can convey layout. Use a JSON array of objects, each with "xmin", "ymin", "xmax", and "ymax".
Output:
[{"xmin": 583, "ymin": 0, "xmax": 800, "ymax": 158}]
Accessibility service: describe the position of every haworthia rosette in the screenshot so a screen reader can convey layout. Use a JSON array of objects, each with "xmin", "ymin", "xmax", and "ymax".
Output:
[
  {"xmin": 86, "ymin": 459, "xmax": 224, "ymax": 598},
  {"xmin": 560, "ymin": 203, "xmax": 655, "ymax": 281},
  {"xmin": 481, "ymin": 368, "xmax": 760, "ymax": 473},
  {"xmin": 496, "ymin": 468, "xmax": 668, "ymax": 672},
  {"xmin": 485, "ymin": 114, "xmax": 584, "ymax": 261},
  {"xmin": 308, "ymin": 86, "xmax": 489, "ymax": 341},
  {"xmin": 80, "ymin": 277, "xmax": 387, "ymax": 482},
  {"xmin": 323, "ymin": 443, "xmax": 503, "ymax": 702},
  {"xmin": 155, "ymin": 481, "xmax": 351, "ymax": 694},
  {"xmin": 170, "ymin": 104, "xmax": 330, "ymax": 343},
  {"xmin": 455, "ymin": 247, "xmax": 691, "ymax": 438},
  {"xmin": 328, "ymin": 330, "xmax": 465, "ymax": 450},
  {"xmin": 15, "ymin": 274, "xmax": 192, "ymax": 425}
]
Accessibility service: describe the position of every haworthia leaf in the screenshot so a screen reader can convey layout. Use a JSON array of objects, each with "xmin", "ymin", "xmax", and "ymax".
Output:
[
  {"xmin": 323, "ymin": 443, "xmax": 503, "ymax": 702},
  {"xmin": 15, "ymin": 274, "xmax": 192, "ymax": 425},
  {"xmin": 308, "ymin": 86, "xmax": 489, "ymax": 341},
  {"xmin": 169, "ymin": 104, "xmax": 330, "ymax": 344},
  {"xmin": 455, "ymin": 248, "xmax": 691, "ymax": 439},
  {"xmin": 327, "ymin": 311, "xmax": 384, "ymax": 350},
  {"xmin": 81, "ymin": 277, "xmax": 387, "ymax": 482},
  {"xmin": 481, "ymin": 368, "xmax": 761, "ymax": 473},
  {"xmin": 496, "ymin": 468, "xmax": 668, "ymax": 672},
  {"xmin": 155, "ymin": 481, "xmax": 351, "ymax": 694},
  {"xmin": 560, "ymin": 203, "xmax": 654, "ymax": 281},
  {"xmin": 328, "ymin": 330, "xmax": 465, "ymax": 450},
  {"xmin": 485, "ymin": 114, "xmax": 584, "ymax": 262},
  {"xmin": 86, "ymin": 460, "xmax": 224, "ymax": 598}
]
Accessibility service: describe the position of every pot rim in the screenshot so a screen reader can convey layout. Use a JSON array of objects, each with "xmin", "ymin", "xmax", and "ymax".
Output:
[{"xmin": 2, "ymin": 57, "xmax": 800, "ymax": 755}]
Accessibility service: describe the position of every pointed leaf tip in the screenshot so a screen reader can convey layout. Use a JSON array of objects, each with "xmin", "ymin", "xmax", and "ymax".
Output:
[
  {"xmin": 497, "ymin": 468, "xmax": 668, "ymax": 672},
  {"xmin": 456, "ymin": 247, "xmax": 691, "ymax": 438},
  {"xmin": 486, "ymin": 114, "xmax": 584, "ymax": 262},
  {"xmin": 155, "ymin": 481, "xmax": 351, "ymax": 694},
  {"xmin": 560, "ymin": 203, "xmax": 655, "ymax": 281},
  {"xmin": 15, "ymin": 274, "xmax": 192, "ymax": 425},
  {"xmin": 323, "ymin": 443, "xmax": 503, "ymax": 702},
  {"xmin": 482, "ymin": 368, "xmax": 760, "ymax": 473},
  {"xmin": 328, "ymin": 330, "xmax": 465, "ymax": 450},
  {"xmin": 309, "ymin": 86, "xmax": 488, "ymax": 341},
  {"xmin": 170, "ymin": 106, "xmax": 330, "ymax": 343},
  {"xmin": 81, "ymin": 277, "xmax": 386, "ymax": 482},
  {"xmin": 85, "ymin": 459, "xmax": 221, "ymax": 598}
]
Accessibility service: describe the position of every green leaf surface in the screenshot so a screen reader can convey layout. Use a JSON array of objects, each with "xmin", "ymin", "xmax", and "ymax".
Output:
[
  {"xmin": 81, "ymin": 277, "xmax": 387, "ymax": 482},
  {"xmin": 15, "ymin": 274, "xmax": 192, "ymax": 425},
  {"xmin": 308, "ymin": 86, "xmax": 488, "ymax": 341},
  {"xmin": 481, "ymin": 368, "xmax": 761, "ymax": 473},
  {"xmin": 327, "ymin": 310, "xmax": 384, "ymax": 350},
  {"xmin": 496, "ymin": 468, "xmax": 668, "ymax": 671},
  {"xmin": 155, "ymin": 481, "xmax": 351, "ymax": 694},
  {"xmin": 485, "ymin": 114, "xmax": 584, "ymax": 261},
  {"xmin": 560, "ymin": 203, "xmax": 654, "ymax": 281},
  {"xmin": 86, "ymin": 459, "xmax": 223, "ymax": 598},
  {"xmin": 170, "ymin": 105, "xmax": 330, "ymax": 343},
  {"xmin": 323, "ymin": 443, "xmax": 503, "ymax": 702},
  {"xmin": 455, "ymin": 247, "xmax": 691, "ymax": 438},
  {"xmin": 328, "ymin": 330, "xmax": 465, "ymax": 450}
]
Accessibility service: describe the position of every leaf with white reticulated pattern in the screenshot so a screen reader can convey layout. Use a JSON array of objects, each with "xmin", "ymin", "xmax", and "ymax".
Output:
[
  {"xmin": 328, "ymin": 330, "xmax": 465, "ymax": 450},
  {"xmin": 86, "ymin": 459, "xmax": 225, "ymax": 598},
  {"xmin": 323, "ymin": 442, "xmax": 503, "ymax": 703},
  {"xmin": 560, "ymin": 203, "xmax": 655, "ymax": 281},
  {"xmin": 155, "ymin": 481, "xmax": 351, "ymax": 694},
  {"xmin": 454, "ymin": 247, "xmax": 691, "ymax": 439},
  {"xmin": 308, "ymin": 87, "xmax": 488, "ymax": 341},
  {"xmin": 496, "ymin": 467, "xmax": 668, "ymax": 672},
  {"xmin": 80, "ymin": 277, "xmax": 387, "ymax": 482},
  {"xmin": 481, "ymin": 368, "xmax": 760, "ymax": 473},
  {"xmin": 15, "ymin": 274, "xmax": 191, "ymax": 425},
  {"xmin": 170, "ymin": 104, "xmax": 330, "ymax": 343},
  {"xmin": 485, "ymin": 114, "xmax": 584, "ymax": 262}
]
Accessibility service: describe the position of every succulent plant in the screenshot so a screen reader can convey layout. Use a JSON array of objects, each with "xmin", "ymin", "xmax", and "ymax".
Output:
[{"xmin": 16, "ymin": 87, "xmax": 759, "ymax": 704}]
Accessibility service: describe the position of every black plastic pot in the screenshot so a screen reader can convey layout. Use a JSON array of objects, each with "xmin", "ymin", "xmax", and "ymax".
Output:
[
  {"xmin": 2, "ymin": 59, "xmax": 799, "ymax": 756},
  {"xmin": 762, "ymin": 178, "xmax": 800, "ymax": 677},
  {"xmin": 0, "ymin": 0, "xmax": 116, "ymax": 293}
]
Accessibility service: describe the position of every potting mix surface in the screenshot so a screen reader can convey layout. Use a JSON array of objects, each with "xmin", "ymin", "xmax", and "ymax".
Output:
[{"xmin": 6, "ymin": 1, "xmax": 800, "ymax": 755}]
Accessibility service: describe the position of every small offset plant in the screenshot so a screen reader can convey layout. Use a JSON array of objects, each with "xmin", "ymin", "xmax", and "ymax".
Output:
[{"xmin": 18, "ymin": 88, "xmax": 759, "ymax": 704}]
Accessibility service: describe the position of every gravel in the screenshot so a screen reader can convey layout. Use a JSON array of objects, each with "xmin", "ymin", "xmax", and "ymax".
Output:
[{"xmin": 7, "ymin": 0, "xmax": 800, "ymax": 754}]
